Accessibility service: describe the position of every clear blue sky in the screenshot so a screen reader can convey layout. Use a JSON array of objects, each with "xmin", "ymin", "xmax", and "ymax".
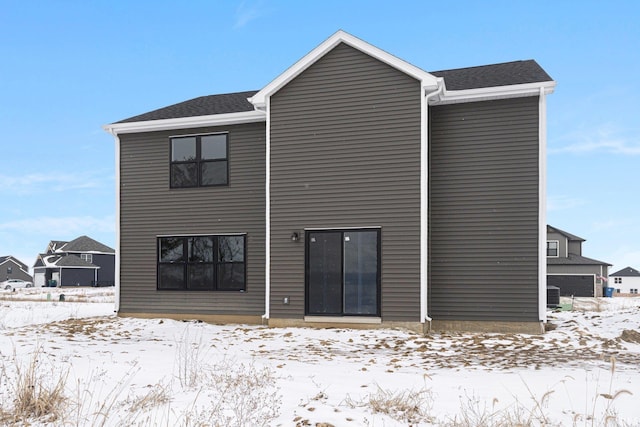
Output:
[{"xmin": 1, "ymin": 1, "xmax": 638, "ymax": 274}]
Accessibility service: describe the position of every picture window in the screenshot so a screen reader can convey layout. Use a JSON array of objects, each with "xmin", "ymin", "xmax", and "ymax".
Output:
[{"xmin": 157, "ymin": 235, "xmax": 246, "ymax": 291}]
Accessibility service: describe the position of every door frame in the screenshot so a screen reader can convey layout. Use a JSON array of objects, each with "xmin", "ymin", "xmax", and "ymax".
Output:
[{"xmin": 304, "ymin": 228, "xmax": 381, "ymax": 317}]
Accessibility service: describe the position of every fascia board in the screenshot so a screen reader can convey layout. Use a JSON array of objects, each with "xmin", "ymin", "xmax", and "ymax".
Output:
[
  {"xmin": 435, "ymin": 81, "xmax": 557, "ymax": 105},
  {"xmin": 249, "ymin": 30, "xmax": 439, "ymax": 108},
  {"xmin": 103, "ymin": 110, "xmax": 266, "ymax": 135}
]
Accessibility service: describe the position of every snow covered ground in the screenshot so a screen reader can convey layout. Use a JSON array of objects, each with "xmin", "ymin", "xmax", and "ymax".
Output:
[{"xmin": 1, "ymin": 288, "xmax": 639, "ymax": 426}]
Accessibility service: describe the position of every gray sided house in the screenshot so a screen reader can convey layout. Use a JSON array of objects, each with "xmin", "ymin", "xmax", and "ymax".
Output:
[
  {"xmin": 546, "ymin": 225, "xmax": 611, "ymax": 297},
  {"xmin": 0, "ymin": 256, "xmax": 33, "ymax": 283},
  {"xmin": 105, "ymin": 31, "xmax": 555, "ymax": 333},
  {"xmin": 33, "ymin": 236, "xmax": 115, "ymax": 287}
]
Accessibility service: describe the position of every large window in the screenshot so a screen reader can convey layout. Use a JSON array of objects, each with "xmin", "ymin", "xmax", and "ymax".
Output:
[
  {"xmin": 170, "ymin": 133, "xmax": 228, "ymax": 188},
  {"xmin": 546, "ymin": 241, "xmax": 559, "ymax": 257},
  {"xmin": 80, "ymin": 253, "xmax": 93, "ymax": 263},
  {"xmin": 157, "ymin": 235, "xmax": 246, "ymax": 291}
]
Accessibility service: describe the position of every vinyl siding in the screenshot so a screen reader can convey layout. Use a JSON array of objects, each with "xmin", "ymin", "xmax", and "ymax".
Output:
[
  {"xmin": 429, "ymin": 97, "xmax": 540, "ymax": 322},
  {"xmin": 269, "ymin": 42, "xmax": 422, "ymax": 321},
  {"xmin": 118, "ymin": 122, "xmax": 265, "ymax": 315}
]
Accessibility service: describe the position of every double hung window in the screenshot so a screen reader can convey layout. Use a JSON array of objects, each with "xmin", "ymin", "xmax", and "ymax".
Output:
[
  {"xmin": 170, "ymin": 133, "xmax": 228, "ymax": 187},
  {"xmin": 546, "ymin": 241, "xmax": 559, "ymax": 257},
  {"xmin": 157, "ymin": 235, "xmax": 246, "ymax": 291}
]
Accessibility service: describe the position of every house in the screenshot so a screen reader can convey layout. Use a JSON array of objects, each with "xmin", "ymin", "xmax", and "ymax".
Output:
[
  {"xmin": 0, "ymin": 255, "xmax": 33, "ymax": 283},
  {"xmin": 104, "ymin": 30, "xmax": 556, "ymax": 333},
  {"xmin": 33, "ymin": 236, "xmax": 115, "ymax": 287},
  {"xmin": 546, "ymin": 225, "xmax": 611, "ymax": 297},
  {"xmin": 609, "ymin": 267, "xmax": 640, "ymax": 295}
]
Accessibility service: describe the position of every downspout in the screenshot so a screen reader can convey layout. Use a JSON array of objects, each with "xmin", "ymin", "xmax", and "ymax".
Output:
[
  {"xmin": 538, "ymin": 86, "xmax": 548, "ymax": 325},
  {"xmin": 421, "ymin": 81, "xmax": 444, "ymax": 327},
  {"xmin": 262, "ymin": 97, "xmax": 271, "ymax": 325},
  {"xmin": 105, "ymin": 126, "xmax": 121, "ymax": 314}
]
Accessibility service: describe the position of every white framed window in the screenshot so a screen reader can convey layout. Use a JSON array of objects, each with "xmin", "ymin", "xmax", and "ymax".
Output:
[{"xmin": 80, "ymin": 253, "xmax": 93, "ymax": 264}]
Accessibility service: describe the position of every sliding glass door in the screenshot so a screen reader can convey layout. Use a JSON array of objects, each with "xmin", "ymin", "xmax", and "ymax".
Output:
[{"xmin": 306, "ymin": 229, "xmax": 380, "ymax": 316}]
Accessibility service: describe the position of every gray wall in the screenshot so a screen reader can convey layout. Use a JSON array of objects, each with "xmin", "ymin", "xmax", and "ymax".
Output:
[
  {"xmin": 1, "ymin": 260, "xmax": 32, "ymax": 282},
  {"xmin": 118, "ymin": 122, "xmax": 266, "ymax": 315},
  {"xmin": 269, "ymin": 42, "xmax": 422, "ymax": 321},
  {"xmin": 429, "ymin": 96, "xmax": 540, "ymax": 322}
]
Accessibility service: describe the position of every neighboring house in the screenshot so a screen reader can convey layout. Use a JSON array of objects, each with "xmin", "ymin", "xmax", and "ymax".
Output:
[
  {"xmin": 546, "ymin": 225, "xmax": 611, "ymax": 297},
  {"xmin": 609, "ymin": 267, "xmax": 640, "ymax": 295},
  {"xmin": 0, "ymin": 255, "xmax": 33, "ymax": 283},
  {"xmin": 104, "ymin": 30, "xmax": 556, "ymax": 333},
  {"xmin": 33, "ymin": 236, "xmax": 115, "ymax": 287}
]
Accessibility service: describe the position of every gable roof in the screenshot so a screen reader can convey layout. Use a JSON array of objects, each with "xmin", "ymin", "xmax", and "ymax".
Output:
[
  {"xmin": 116, "ymin": 91, "xmax": 258, "ymax": 123},
  {"xmin": 59, "ymin": 236, "xmax": 115, "ymax": 254},
  {"xmin": 610, "ymin": 266, "xmax": 640, "ymax": 277},
  {"xmin": 547, "ymin": 225, "xmax": 585, "ymax": 242},
  {"xmin": 0, "ymin": 255, "xmax": 29, "ymax": 271},
  {"xmin": 105, "ymin": 30, "xmax": 555, "ymax": 133},
  {"xmin": 249, "ymin": 30, "xmax": 441, "ymax": 109}
]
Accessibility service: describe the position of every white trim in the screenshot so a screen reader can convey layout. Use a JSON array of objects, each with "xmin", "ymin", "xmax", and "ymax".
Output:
[
  {"xmin": 263, "ymin": 96, "xmax": 271, "ymax": 321},
  {"xmin": 437, "ymin": 81, "xmax": 556, "ymax": 105},
  {"xmin": 421, "ymin": 85, "xmax": 443, "ymax": 324},
  {"xmin": 103, "ymin": 110, "xmax": 265, "ymax": 135},
  {"xmin": 249, "ymin": 30, "xmax": 440, "ymax": 108},
  {"xmin": 538, "ymin": 86, "xmax": 547, "ymax": 323},
  {"xmin": 304, "ymin": 226, "xmax": 382, "ymax": 231},
  {"xmin": 114, "ymin": 134, "xmax": 121, "ymax": 313},
  {"xmin": 303, "ymin": 316, "xmax": 382, "ymax": 324}
]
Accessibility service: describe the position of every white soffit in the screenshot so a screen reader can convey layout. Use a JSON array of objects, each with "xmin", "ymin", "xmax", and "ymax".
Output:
[{"xmin": 249, "ymin": 30, "xmax": 440, "ymax": 108}]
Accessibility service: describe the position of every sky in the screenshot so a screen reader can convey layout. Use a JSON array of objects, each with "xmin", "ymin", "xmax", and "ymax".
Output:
[{"xmin": 0, "ymin": 1, "xmax": 639, "ymax": 274}]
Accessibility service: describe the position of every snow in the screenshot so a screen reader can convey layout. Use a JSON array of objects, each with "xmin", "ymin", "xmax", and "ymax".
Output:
[{"xmin": 1, "ymin": 288, "xmax": 639, "ymax": 426}]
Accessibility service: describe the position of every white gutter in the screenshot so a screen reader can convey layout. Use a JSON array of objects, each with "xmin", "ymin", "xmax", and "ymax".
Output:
[
  {"xmin": 538, "ymin": 86, "xmax": 548, "ymax": 324},
  {"xmin": 262, "ymin": 96, "xmax": 271, "ymax": 323},
  {"xmin": 421, "ymin": 80, "xmax": 444, "ymax": 324},
  {"xmin": 103, "ymin": 110, "xmax": 265, "ymax": 135},
  {"xmin": 437, "ymin": 81, "xmax": 556, "ymax": 105}
]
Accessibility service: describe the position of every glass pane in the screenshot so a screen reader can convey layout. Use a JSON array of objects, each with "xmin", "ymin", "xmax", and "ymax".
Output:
[
  {"xmin": 218, "ymin": 236, "xmax": 244, "ymax": 262},
  {"xmin": 217, "ymin": 263, "xmax": 245, "ymax": 290},
  {"xmin": 171, "ymin": 137, "xmax": 196, "ymax": 161},
  {"xmin": 201, "ymin": 161, "xmax": 227, "ymax": 186},
  {"xmin": 201, "ymin": 134, "xmax": 227, "ymax": 160},
  {"xmin": 189, "ymin": 237, "xmax": 213, "ymax": 262},
  {"xmin": 171, "ymin": 163, "xmax": 198, "ymax": 187},
  {"xmin": 159, "ymin": 237, "xmax": 184, "ymax": 262},
  {"xmin": 188, "ymin": 264, "xmax": 214, "ymax": 290},
  {"xmin": 307, "ymin": 232, "xmax": 342, "ymax": 315},
  {"xmin": 343, "ymin": 231, "xmax": 378, "ymax": 315},
  {"xmin": 158, "ymin": 264, "xmax": 185, "ymax": 289}
]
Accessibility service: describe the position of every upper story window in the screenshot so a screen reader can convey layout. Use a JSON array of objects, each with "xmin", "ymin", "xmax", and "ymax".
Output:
[
  {"xmin": 546, "ymin": 241, "xmax": 559, "ymax": 257},
  {"xmin": 7, "ymin": 266, "xmax": 12, "ymax": 274},
  {"xmin": 80, "ymin": 253, "xmax": 93, "ymax": 264},
  {"xmin": 170, "ymin": 133, "xmax": 228, "ymax": 188},
  {"xmin": 614, "ymin": 277, "xmax": 622, "ymax": 284}
]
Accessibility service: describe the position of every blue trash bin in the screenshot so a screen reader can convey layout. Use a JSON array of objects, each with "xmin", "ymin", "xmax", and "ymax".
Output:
[{"xmin": 604, "ymin": 287, "xmax": 614, "ymax": 298}]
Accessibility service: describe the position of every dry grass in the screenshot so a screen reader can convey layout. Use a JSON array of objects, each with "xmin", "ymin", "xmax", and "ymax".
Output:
[{"xmin": 0, "ymin": 345, "xmax": 68, "ymax": 425}]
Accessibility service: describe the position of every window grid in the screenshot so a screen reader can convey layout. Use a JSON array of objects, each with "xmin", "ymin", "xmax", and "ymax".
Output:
[{"xmin": 170, "ymin": 133, "xmax": 229, "ymax": 188}]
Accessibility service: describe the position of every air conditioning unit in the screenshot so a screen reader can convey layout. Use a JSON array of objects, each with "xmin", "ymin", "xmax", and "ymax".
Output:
[{"xmin": 547, "ymin": 285, "xmax": 560, "ymax": 308}]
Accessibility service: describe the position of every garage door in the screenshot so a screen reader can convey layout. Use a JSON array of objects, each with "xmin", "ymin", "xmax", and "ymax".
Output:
[
  {"xmin": 34, "ymin": 272, "xmax": 45, "ymax": 287},
  {"xmin": 547, "ymin": 275, "xmax": 595, "ymax": 297}
]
